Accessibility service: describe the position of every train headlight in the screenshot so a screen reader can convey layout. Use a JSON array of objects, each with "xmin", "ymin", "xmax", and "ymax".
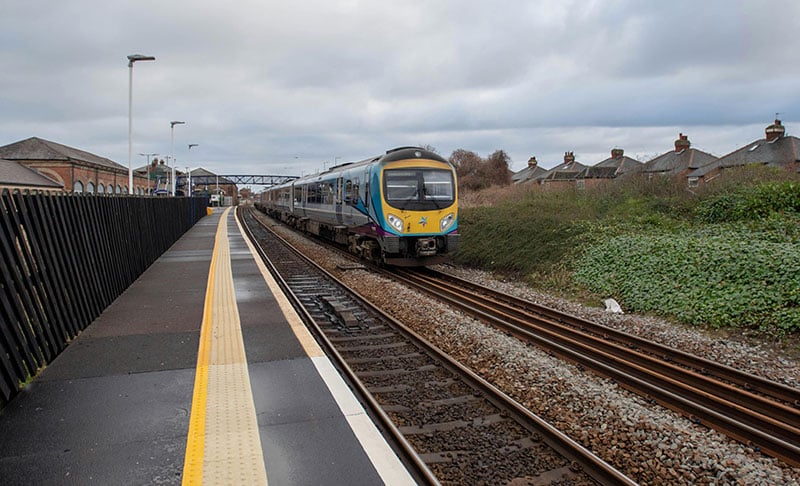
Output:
[
  {"xmin": 440, "ymin": 212, "xmax": 455, "ymax": 232},
  {"xmin": 387, "ymin": 213, "xmax": 404, "ymax": 232}
]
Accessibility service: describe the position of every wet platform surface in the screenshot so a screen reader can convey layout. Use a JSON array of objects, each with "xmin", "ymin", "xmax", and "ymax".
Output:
[{"xmin": 0, "ymin": 207, "xmax": 413, "ymax": 485}]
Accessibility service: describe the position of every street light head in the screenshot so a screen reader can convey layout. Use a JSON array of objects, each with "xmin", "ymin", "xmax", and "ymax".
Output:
[
  {"xmin": 188, "ymin": 144, "xmax": 199, "ymax": 149},
  {"xmin": 127, "ymin": 54, "xmax": 156, "ymax": 66},
  {"xmin": 171, "ymin": 121, "xmax": 185, "ymax": 127}
]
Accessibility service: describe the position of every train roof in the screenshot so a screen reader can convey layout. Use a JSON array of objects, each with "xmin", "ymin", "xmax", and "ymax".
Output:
[{"xmin": 283, "ymin": 147, "xmax": 449, "ymax": 186}]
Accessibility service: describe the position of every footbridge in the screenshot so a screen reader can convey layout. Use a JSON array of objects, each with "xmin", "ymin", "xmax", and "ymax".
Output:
[{"xmin": 177, "ymin": 174, "xmax": 299, "ymax": 187}]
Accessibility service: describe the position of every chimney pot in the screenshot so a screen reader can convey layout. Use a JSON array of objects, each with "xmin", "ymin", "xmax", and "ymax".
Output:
[
  {"xmin": 675, "ymin": 133, "xmax": 691, "ymax": 152},
  {"xmin": 765, "ymin": 119, "xmax": 785, "ymax": 142}
]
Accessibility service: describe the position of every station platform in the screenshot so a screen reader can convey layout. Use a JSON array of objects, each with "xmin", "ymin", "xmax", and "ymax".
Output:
[{"xmin": 0, "ymin": 207, "xmax": 415, "ymax": 485}]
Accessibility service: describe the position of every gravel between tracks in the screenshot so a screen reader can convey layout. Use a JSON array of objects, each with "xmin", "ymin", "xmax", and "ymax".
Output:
[{"xmin": 262, "ymin": 218, "xmax": 800, "ymax": 485}]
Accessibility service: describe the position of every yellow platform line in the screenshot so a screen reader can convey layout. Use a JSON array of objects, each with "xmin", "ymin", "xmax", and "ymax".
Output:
[{"xmin": 183, "ymin": 208, "xmax": 268, "ymax": 485}]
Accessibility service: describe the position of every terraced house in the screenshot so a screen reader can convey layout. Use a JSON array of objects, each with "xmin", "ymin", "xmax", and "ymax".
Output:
[{"xmin": 686, "ymin": 119, "xmax": 800, "ymax": 186}]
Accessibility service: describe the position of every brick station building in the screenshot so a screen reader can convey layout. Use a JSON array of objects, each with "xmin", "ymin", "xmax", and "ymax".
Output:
[{"xmin": 0, "ymin": 137, "xmax": 148, "ymax": 195}]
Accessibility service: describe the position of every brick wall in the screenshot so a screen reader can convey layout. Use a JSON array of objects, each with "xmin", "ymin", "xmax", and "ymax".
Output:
[{"xmin": 23, "ymin": 161, "xmax": 148, "ymax": 194}]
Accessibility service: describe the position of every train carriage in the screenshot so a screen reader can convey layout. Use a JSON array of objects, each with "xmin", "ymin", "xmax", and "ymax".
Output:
[{"xmin": 257, "ymin": 146, "xmax": 459, "ymax": 266}]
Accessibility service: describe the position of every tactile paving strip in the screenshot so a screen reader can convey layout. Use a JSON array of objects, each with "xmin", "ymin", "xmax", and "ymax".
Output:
[{"xmin": 183, "ymin": 208, "xmax": 267, "ymax": 485}]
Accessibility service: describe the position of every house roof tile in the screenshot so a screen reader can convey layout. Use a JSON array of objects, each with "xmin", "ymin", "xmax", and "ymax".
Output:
[{"xmin": 0, "ymin": 158, "xmax": 63, "ymax": 188}]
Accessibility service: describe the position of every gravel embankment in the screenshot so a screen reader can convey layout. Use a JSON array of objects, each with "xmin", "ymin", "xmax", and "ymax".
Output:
[{"xmin": 263, "ymin": 219, "xmax": 800, "ymax": 485}]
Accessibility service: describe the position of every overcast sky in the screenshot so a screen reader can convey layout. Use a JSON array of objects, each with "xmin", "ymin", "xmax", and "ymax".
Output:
[{"xmin": 2, "ymin": 1, "xmax": 799, "ymax": 180}]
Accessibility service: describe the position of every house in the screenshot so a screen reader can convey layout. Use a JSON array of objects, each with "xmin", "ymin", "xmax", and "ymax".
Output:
[
  {"xmin": 133, "ymin": 158, "xmax": 176, "ymax": 195},
  {"xmin": 0, "ymin": 158, "xmax": 64, "ymax": 192},
  {"xmin": 512, "ymin": 156, "xmax": 548, "ymax": 184},
  {"xmin": 640, "ymin": 133, "xmax": 717, "ymax": 181},
  {"xmin": 0, "ymin": 137, "xmax": 148, "ymax": 194},
  {"xmin": 575, "ymin": 148, "xmax": 643, "ymax": 189},
  {"xmin": 686, "ymin": 119, "xmax": 800, "ymax": 186},
  {"xmin": 181, "ymin": 167, "xmax": 239, "ymax": 205},
  {"xmin": 530, "ymin": 152, "xmax": 588, "ymax": 190}
]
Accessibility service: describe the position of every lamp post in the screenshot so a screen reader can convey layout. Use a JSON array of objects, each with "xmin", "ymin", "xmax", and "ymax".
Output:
[
  {"xmin": 127, "ymin": 54, "xmax": 155, "ymax": 195},
  {"xmin": 187, "ymin": 144, "xmax": 198, "ymax": 196},
  {"xmin": 170, "ymin": 121, "xmax": 185, "ymax": 195},
  {"xmin": 139, "ymin": 152, "xmax": 158, "ymax": 195}
]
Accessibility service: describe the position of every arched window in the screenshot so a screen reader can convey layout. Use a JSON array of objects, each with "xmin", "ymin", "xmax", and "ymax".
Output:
[
  {"xmin": 73, "ymin": 181, "xmax": 84, "ymax": 193},
  {"xmin": 117, "ymin": 185, "xmax": 123, "ymax": 194},
  {"xmin": 123, "ymin": 185, "xmax": 128, "ymax": 194},
  {"xmin": 98, "ymin": 183, "xmax": 105, "ymax": 194},
  {"xmin": 86, "ymin": 182, "xmax": 95, "ymax": 194}
]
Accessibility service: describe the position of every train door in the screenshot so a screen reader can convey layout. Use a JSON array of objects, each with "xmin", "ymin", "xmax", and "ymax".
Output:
[
  {"xmin": 363, "ymin": 168, "xmax": 371, "ymax": 209},
  {"xmin": 335, "ymin": 176, "xmax": 344, "ymax": 223},
  {"xmin": 289, "ymin": 181, "xmax": 294, "ymax": 213}
]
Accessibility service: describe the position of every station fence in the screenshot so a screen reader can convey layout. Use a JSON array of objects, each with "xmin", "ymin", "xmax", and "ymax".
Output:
[{"xmin": 0, "ymin": 190, "xmax": 209, "ymax": 406}]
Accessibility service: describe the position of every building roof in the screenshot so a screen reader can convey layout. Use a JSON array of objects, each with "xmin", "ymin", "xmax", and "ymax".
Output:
[
  {"xmin": 134, "ymin": 162, "xmax": 174, "ymax": 175},
  {"xmin": 512, "ymin": 164, "xmax": 548, "ymax": 183},
  {"xmin": 577, "ymin": 166, "xmax": 620, "ymax": 179},
  {"xmin": 531, "ymin": 152, "xmax": 588, "ymax": 182},
  {"xmin": 0, "ymin": 158, "xmax": 63, "ymax": 189},
  {"xmin": 0, "ymin": 137, "xmax": 125, "ymax": 171},
  {"xmin": 538, "ymin": 165, "xmax": 587, "ymax": 181},
  {"xmin": 578, "ymin": 151, "xmax": 644, "ymax": 179},
  {"xmin": 641, "ymin": 148, "xmax": 717, "ymax": 176},
  {"xmin": 688, "ymin": 134, "xmax": 800, "ymax": 178}
]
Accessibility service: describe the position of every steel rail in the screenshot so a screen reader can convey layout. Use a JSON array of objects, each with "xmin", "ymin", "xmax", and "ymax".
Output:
[
  {"xmin": 423, "ymin": 268, "xmax": 800, "ymax": 407},
  {"xmin": 239, "ymin": 207, "xmax": 636, "ymax": 486},
  {"xmin": 236, "ymin": 208, "xmax": 440, "ymax": 485},
  {"xmin": 391, "ymin": 268, "xmax": 800, "ymax": 467},
  {"xmin": 403, "ymin": 269, "xmax": 800, "ymax": 433}
]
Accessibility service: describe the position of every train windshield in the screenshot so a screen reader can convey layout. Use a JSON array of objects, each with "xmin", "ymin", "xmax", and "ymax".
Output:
[{"xmin": 384, "ymin": 168, "xmax": 455, "ymax": 210}]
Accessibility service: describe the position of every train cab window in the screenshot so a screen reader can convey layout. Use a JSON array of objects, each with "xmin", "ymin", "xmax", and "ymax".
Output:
[
  {"xmin": 384, "ymin": 168, "xmax": 454, "ymax": 210},
  {"xmin": 384, "ymin": 170, "xmax": 418, "ymax": 201},
  {"xmin": 422, "ymin": 170, "xmax": 454, "ymax": 200}
]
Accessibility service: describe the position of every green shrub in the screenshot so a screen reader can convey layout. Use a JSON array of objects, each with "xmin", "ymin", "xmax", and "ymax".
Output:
[
  {"xmin": 695, "ymin": 181, "xmax": 800, "ymax": 223},
  {"xmin": 456, "ymin": 170, "xmax": 800, "ymax": 333},
  {"xmin": 573, "ymin": 228, "xmax": 800, "ymax": 331}
]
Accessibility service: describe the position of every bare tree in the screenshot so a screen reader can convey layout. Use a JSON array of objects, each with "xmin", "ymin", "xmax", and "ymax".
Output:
[{"xmin": 450, "ymin": 149, "xmax": 511, "ymax": 191}]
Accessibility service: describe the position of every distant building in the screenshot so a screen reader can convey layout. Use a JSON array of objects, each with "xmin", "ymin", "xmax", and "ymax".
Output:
[
  {"xmin": 133, "ymin": 158, "xmax": 176, "ymax": 195},
  {"xmin": 575, "ymin": 148, "xmax": 643, "ymax": 189},
  {"xmin": 640, "ymin": 133, "xmax": 717, "ymax": 181},
  {"xmin": 531, "ymin": 152, "xmax": 588, "ymax": 190},
  {"xmin": 686, "ymin": 119, "xmax": 800, "ymax": 186},
  {"xmin": 0, "ymin": 137, "xmax": 148, "ymax": 194},
  {"xmin": 0, "ymin": 158, "xmax": 63, "ymax": 192},
  {"xmin": 182, "ymin": 167, "xmax": 239, "ymax": 205},
  {"xmin": 512, "ymin": 156, "xmax": 548, "ymax": 184}
]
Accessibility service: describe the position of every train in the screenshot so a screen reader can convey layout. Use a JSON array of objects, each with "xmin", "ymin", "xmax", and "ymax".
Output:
[{"xmin": 256, "ymin": 146, "xmax": 459, "ymax": 266}]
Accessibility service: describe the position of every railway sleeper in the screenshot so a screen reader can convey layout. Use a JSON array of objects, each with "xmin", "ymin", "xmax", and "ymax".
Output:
[{"xmin": 398, "ymin": 412, "xmax": 507, "ymax": 434}]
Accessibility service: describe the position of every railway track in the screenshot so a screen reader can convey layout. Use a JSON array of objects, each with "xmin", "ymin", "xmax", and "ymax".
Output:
[
  {"xmin": 238, "ymin": 207, "xmax": 635, "ymax": 485},
  {"xmin": 390, "ymin": 267, "xmax": 800, "ymax": 468}
]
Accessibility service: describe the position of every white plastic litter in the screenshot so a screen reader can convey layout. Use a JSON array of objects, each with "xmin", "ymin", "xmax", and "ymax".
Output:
[{"xmin": 604, "ymin": 298, "xmax": 624, "ymax": 314}]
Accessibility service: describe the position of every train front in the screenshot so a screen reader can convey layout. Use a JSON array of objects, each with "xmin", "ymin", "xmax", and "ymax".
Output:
[{"xmin": 375, "ymin": 147, "xmax": 459, "ymax": 266}]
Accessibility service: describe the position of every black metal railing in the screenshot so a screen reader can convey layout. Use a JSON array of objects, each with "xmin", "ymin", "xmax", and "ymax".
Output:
[{"xmin": 0, "ymin": 190, "xmax": 208, "ymax": 406}]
